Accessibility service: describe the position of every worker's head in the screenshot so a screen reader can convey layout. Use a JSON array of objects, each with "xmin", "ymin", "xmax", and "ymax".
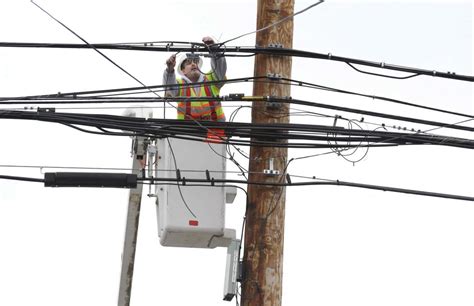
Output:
[{"xmin": 177, "ymin": 54, "xmax": 202, "ymax": 81}]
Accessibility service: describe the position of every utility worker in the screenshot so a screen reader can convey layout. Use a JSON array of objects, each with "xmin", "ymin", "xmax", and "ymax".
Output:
[{"xmin": 163, "ymin": 36, "xmax": 226, "ymax": 122}]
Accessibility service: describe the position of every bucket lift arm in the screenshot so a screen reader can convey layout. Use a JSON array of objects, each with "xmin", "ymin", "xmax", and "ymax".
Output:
[{"xmin": 117, "ymin": 136, "xmax": 147, "ymax": 306}]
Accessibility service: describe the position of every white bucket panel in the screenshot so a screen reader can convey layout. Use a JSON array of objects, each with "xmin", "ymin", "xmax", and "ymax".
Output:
[{"xmin": 155, "ymin": 137, "xmax": 228, "ymax": 248}]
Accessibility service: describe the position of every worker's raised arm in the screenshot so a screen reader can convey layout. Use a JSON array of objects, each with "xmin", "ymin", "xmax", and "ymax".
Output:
[
  {"xmin": 163, "ymin": 54, "xmax": 178, "ymax": 97},
  {"xmin": 203, "ymin": 36, "xmax": 227, "ymax": 86}
]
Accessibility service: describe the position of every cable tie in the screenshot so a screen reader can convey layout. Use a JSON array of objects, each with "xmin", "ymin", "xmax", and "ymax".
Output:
[
  {"xmin": 182, "ymin": 176, "xmax": 186, "ymax": 185},
  {"xmin": 211, "ymin": 178, "xmax": 215, "ymax": 186},
  {"xmin": 328, "ymin": 53, "xmax": 332, "ymax": 59},
  {"xmin": 206, "ymin": 170, "xmax": 211, "ymax": 181},
  {"xmin": 176, "ymin": 169, "xmax": 181, "ymax": 181}
]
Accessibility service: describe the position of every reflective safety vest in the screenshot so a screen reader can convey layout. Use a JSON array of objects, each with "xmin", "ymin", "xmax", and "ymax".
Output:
[{"xmin": 176, "ymin": 73, "xmax": 225, "ymax": 122}]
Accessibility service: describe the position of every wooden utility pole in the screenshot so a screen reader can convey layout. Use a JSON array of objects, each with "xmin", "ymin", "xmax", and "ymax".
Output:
[{"xmin": 241, "ymin": 1, "xmax": 294, "ymax": 305}]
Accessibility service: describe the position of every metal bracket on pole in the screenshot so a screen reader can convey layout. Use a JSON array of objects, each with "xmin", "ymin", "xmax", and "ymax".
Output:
[
  {"xmin": 263, "ymin": 158, "xmax": 280, "ymax": 176},
  {"xmin": 266, "ymin": 73, "xmax": 283, "ymax": 110},
  {"xmin": 268, "ymin": 43, "xmax": 284, "ymax": 48}
]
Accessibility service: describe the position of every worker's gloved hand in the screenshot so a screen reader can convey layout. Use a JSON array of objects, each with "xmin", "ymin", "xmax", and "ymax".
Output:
[
  {"xmin": 202, "ymin": 36, "xmax": 215, "ymax": 46},
  {"xmin": 166, "ymin": 54, "xmax": 176, "ymax": 72}
]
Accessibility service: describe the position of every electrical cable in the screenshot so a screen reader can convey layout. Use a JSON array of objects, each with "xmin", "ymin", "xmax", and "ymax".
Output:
[
  {"xmin": 142, "ymin": 176, "xmax": 474, "ymax": 202},
  {"xmin": 2, "ymin": 42, "xmax": 473, "ymax": 82},
  {"xmin": 2, "ymin": 75, "xmax": 472, "ymax": 124},
  {"xmin": 30, "ymin": 1, "xmax": 234, "ymax": 181},
  {"xmin": 0, "ymin": 174, "xmax": 45, "ymax": 183},
  {"xmin": 0, "ymin": 164, "xmax": 247, "ymax": 176},
  {"xmin": 2, "ymin": 110, "xmax": 472, "ymax": 149},
  {"xmin": 346, "ymin": 62, "xmax": 421, "ymax": 80},
  {"xmin": 0, "ymin": 77, "xmax": 474, "ymax": 126},
  {"xmin": 2, "ymin": 169, "xmax": 474, "ymax": 201},
  {"xmin": 217, "ymin": 0, "xmax": 325, "ymax": 45},
  {"xmin": 165, "ymin": 137, "xmax": 197, "ymax": 219},
  {"xmin": 264, "ymin": 157, "xmax": 293, "ymax": 219},
  {"xmin": 30, "ymin": 0, "xmax": 159, "ymax": 97},
  {"xmin": 3, "ymin": 96, "xmax": 471, "ymax": 135}
]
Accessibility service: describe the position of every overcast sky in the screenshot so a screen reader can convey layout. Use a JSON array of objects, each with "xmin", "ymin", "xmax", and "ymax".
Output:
[{"xmin": 0, "ymin": 1, "xmax": 473, "ymax": 306}]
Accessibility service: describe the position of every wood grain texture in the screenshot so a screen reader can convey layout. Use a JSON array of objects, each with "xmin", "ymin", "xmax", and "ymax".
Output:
[{"xmin": 241, "ymin": 0, "xmax": 294, "ymax": 305}]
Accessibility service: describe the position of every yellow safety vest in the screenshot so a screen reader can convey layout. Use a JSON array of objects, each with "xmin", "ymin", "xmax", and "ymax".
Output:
[{"xmin": 176, "ymin": 72, "xmax": 225, "ymax": 122}]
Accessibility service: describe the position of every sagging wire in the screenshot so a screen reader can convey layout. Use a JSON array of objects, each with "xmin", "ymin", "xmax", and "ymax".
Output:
[
  {"xmin": 346, "ymin": 62, "xmax": 421, "ymax": 80},
  {"xmin": 226, "ymin": 105, "xmax": 251, "ymax": 179},
  {"xmin": 3, "ymin": 75, "xmax": 472, "ymax": 126},
  {"xmin": 2, "ymin": 41, "xmax": 473, "ymax": 82},
  {"xmin": 3, "ymin": 169, "xmax": 474, "ymax": 201},
  {"xmin": 31, "ymin": 1, "xmax": 242, "ymax": 206},
  {"xmin": 31, "ymin": 0, "xmax": 195, "ymax": 203},
  {"xmin": 328, "ymin": 116, "xmax": 370, "ymax": 165},
  {"xmin": 166, "ymin": 137, "xmax": 197, "ymax": 218},
  {"xmin": 30, "ymin": 1, "xmax": 234, "ymax": 171},
  {"xmin": 3, "ymin": 109, "xmax": 473, "ymax": 149},
  {"xmin": 0, "ymin": 77, "xmax": 474, "ymax": 128}
]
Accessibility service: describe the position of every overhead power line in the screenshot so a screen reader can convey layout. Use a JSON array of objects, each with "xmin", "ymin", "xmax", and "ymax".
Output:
[
  {"xmin": 1, "ymin": 110, "xmax": 473, "ymax": 149},
  {"xmin": 30, "ymin": 0, "xmax": 158, "ymax": 95},
  {"xmin": 0, "ymin": 42, "xmax": 472, "ymax": 82},
  {"xmin": 2, "ymin": 92, "xmax": 472, "ymax": 134},
  {"xmin": 0, "ymin": 172, "xmax": 473, "ymax": 202},
  {"xmin": 2, "ymin": 75, "xmax": 472, "ymax": 121}
]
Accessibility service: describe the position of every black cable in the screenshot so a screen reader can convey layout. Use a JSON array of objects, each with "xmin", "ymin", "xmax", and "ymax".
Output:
[
  {"xmin": 2, "ymin": 42, "xmax": 473, "ymax": 82},
  {"xmin": 3, "ymin": 94, "xmax": 471, "ymax": 135},
  {"xmin": 2, "ymin": 110, "xmax": 473, "ymax": 149},
  {"xmin": 3, "ymin": 75, "xmax": 472, "ymax": 123},
  {"xmin": 36, "ymin": 171, "xmax": 474, "ymax": 202},
  {"xmin": 30, "ymin": 2, "xmax": 230, "ymax": 152},
  {"xmin": 346, "ymin": 62, "xmax": 421, "ymax": 79},
  {"xmin": 278, "ymin": 77, "xmax": 474, "ymax": 120},
  {"xmin": 217, "ymin": 0, "xmax": 325, "ymax": 46},
  {"xmin": 2, "ymin": 171, "xmax": 473, "ymax": 201},
  {"xmin": 264, "ymin": 158, "xmax": 294, "ymax": 219},
  {"xmin": 30, "ymin": 0, "xmax": 158, "ymax": 95},
  {"xmin": 143, "ymin": 177, "xmax": 474, "ymax": 202},
  {"xmin": 0, "ymin": 174, "xmax": 44, "ymax": 183},
  {"xmin": 164, "ymin": 138, "xmax": 197, "ymax": 219}
]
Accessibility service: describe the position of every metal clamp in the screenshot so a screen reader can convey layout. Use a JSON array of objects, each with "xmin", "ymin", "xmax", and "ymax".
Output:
[
  {"xmin": 263, "ymin": 158, "xmax": 280, "ymax": 176},
  {"xmin": 268, "ymin": 43, "xmax": 283, "ymax": 48},
  {"xmin": 266, "ymin": 73, "xmax": 282, "ymax": 80}
]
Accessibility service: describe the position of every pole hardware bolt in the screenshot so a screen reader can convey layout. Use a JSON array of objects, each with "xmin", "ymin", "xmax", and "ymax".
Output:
[{"xmin": 263, "ymin": 158, "xmax": 280, "ymax": 176}]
